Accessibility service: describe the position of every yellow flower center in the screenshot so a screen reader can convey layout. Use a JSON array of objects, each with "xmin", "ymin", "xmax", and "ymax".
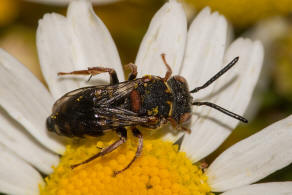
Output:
[{"xmin": 41, "ymin": 132, "xmax": 213, "ymax": 195}]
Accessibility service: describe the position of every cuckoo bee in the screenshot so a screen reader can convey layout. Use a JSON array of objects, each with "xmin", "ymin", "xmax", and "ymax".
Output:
[{"xmin": 47, "ymin": 54, "xmax": 247, "ymax": 175}]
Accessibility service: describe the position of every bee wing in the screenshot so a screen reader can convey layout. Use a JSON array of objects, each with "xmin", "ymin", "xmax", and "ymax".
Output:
[
  {"xmin": 52, "ymin": 86, "xmax": 97, "ymax": 113},
  {"xmin": 52, "ymin": 79, "xmax": 147, "ymax": 130},
  {"xmin": 98, "ymin": 79, "xmax": 142, "ymax": 105},
  {"xmin": 53, "ymin": 79, "xmax": 142, "ymax": 112},
  {"xmin": 96, "ymin": 107, "xmax": 149, "ymax": 127}
]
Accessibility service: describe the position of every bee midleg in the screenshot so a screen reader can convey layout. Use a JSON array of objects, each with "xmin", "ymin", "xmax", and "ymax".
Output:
[
  {"xmin": 114, "ymin": 127, "xmax": 143, "ymax": 175},
  {"xmin": 58, "ymin": 67, "xmax": 119, "ymax": 85},
  {"xmin": 161, "ymin": 53, "xmax": 172, "ymax": 81},
  {"xmin": 71, "ymin": 127, "xmax": 127, "ymax": 169},
  {"xmin": 124, "ymin": 63, "xmax": 137, "ymax": 80}
]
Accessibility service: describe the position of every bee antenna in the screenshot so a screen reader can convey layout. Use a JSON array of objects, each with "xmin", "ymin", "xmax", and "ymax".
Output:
[
  {"xmin": 190, "ymin": 57, "xmax": 239, "ymax": 93},
  {"xmin": 192, "ymin": 101, "xmax": 248, "ymax": 123}
]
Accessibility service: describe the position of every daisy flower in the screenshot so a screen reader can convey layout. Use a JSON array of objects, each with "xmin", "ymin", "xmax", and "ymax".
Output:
[{"xmin": 0, "ymin": 0, "xmax": 291, "ymax": 194}]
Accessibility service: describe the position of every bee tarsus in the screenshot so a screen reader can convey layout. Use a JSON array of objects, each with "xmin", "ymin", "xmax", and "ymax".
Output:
[{"xmin": 58, "ymin": 66, "xmax": 119, "ymax": 85}]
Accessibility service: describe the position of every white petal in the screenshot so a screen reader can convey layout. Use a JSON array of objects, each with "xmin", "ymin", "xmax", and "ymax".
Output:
[
  {"xmin": 222, "ymin": 182, "xmax": 292, "ymax": 195},
  {"xmin": 67, "ymin": 1, "xmax": 123, "ymax": 79},
  {"xmin": 181, "ymin": 38, "xmax": 264, "ymax": 162},
  {"xmin": 26, "ymin": 0, "xmax": 119, "ymax": 6},
  {"xmin": 180, "ymin": 7, "xmax": 228, "ymax": 88},
  {"xmin": 37, "ymin": 0, "xmax": 122, "ymax": 99},
  {"xmin": 0, "ymin": 49, "xmax": 65, "ymax": 154},
  {"xmin": 0, "ymin": 145, "xmax": 43, "ymax": 195},
  {"xmin": 37, "ymin": 13, "xmax": 78, "ymax": 99},
  {"xmin": 207, "ymin": 115, "xmax": 292, "ymax": 192},
  {"xmin": 0, "ymin": 108, "xmax": 59, "ymax": 174},
  {"xmin": 135, "ymin": 0, "xmax": 187, "ymax": 77},
  {"xmin": 179, "ymin": 7, "xmax": 228, "ymax": 161}
]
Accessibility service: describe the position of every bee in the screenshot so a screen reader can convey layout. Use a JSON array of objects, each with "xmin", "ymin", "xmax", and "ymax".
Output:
[{"xmin": 47, "ymin": 54, "xmax": 247, "ymax": 175}]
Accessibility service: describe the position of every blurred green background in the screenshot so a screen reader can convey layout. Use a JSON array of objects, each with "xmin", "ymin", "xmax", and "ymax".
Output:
[{"xmin": 0, "ymin": 0, "xmax": 291, "ymax": 186}]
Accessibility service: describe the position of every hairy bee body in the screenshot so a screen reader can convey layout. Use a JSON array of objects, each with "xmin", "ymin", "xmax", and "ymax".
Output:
[{"xmin": 47, "ymin": 75, "xmax": 192, "ymax": 137}]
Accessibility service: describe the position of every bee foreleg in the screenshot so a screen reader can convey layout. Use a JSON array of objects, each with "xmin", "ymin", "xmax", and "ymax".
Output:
[
  {"xmin": 113, "ymin": 127, "xmax": 143, "ymax": 176},
  {"xmin": 58, "ymin": 67, "xmax": 119, "ymax": 85},
  {"xmin": 71, "ymin": 127, "xmax": 127, "ymax": 169},
  {"xmin": 161, "ymin": 53, "xmax": 172, "ymax": 81},
  {"xmin": 124, "ymin": 63, "xmax": 137, "ymax": 81}
]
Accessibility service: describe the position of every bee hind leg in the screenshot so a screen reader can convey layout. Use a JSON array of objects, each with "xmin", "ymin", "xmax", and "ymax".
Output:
[
  {"xmin": 58, "ymin": 67, "xmax": 119, "ymax": 85},
  {"xmin": 113, "ymin": 127, "xmax": 143, "ymax": 176},
  {"xmin": 71, "ymin": 127, "xmax": 127, "ymax": 169}
]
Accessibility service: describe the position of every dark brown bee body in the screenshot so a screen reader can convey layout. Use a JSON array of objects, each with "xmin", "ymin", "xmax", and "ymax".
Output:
[
  {"xmin": 47, "ymin": 54, "xmax": 247, "ymax": 174},
  {"xmin": 47, "ymin": 75, "xmax": 192, "ymax": 137}
]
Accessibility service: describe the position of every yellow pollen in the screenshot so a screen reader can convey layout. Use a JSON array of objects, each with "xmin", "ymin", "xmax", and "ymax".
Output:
[
  {"xmin": 40, "ymin": 132, "xmax": 213, "ymax": 195},
  {"xmin": 147, "ymin": 106, "xmax": 159, "ymax": 116},
  {"xmin": 76, "ymin": 96, "xmax": 83, "ymax": 102}
]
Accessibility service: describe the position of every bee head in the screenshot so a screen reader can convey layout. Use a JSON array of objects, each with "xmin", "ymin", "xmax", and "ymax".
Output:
[{"xmin": 167, "ymin": 76, "xmax": 193, "ymax": 124}]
